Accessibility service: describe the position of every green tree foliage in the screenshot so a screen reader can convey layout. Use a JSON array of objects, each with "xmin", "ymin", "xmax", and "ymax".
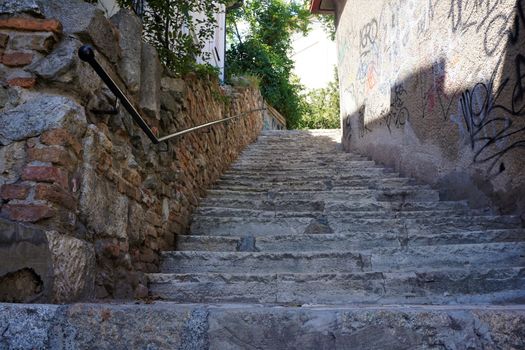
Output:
[
  {"xmin": 226, "ymin": 0, "xmax": 311, "ymax": 128},
  {"xmin": 118, "ymin": 0, "xmax": 225, "ymax": 74},
  {"xmin": 298, "ymin": 69, "xmax": 340, "ymax": 129}
]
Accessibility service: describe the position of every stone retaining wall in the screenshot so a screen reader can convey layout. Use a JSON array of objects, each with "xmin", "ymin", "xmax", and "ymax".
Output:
[{"xmin": 0, "ymin": 0, "xmax": 264, "ymax": 301}]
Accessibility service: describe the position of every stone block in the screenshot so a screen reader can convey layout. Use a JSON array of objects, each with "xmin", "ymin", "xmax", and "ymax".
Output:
[
  {"xmin": 80, "ymin": 130, "xmax": 129, "ymax": 239},
  {"xmin": 139, "ymin": 42, "xmax": 161, "ymax": 119},
  {"xmin": 0, "ymin": 0, "xmax": 42, "ymax": 16},
  {"xmin": 8, "ymin": 32, "xmax": 57, "ymax": 53},
  {"xmin": 45, "ymin": 230, "xmax": 95, "ymax": 302},
  {"xmin": 0, "ymin": 94, "xmax": 86, "ymax": 146},
  {"xmin": 0, "ymin": 33, "xmax": 9, "ymax": 49},
  {"xmin": 40, "ymin": 0, "xmax": 119, "ymax": 63},
  {"xmin": 161, "ymin": 77, "xmax": 185, "ymax": 93},
  {"xmin": 28, "ymin": 37, "xmax": 78, "ymax": 81},
  {"xmin": 110, "ymin": 9, "xmax": 142, "ymax": 94}
]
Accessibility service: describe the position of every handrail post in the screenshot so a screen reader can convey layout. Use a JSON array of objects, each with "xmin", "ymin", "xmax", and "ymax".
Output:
[
  {"xmin": 78, "ymin": 44, "xmax": 267, "ymax": 144},
  {"xmin": 78, "ymin": 45, "xmax": 160, "ymax": 144}
]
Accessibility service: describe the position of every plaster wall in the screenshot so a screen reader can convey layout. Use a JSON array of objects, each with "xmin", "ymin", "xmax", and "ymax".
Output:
[{"xmin": 336, "ymin": 0, "xmax": 525, "ymax": 216}]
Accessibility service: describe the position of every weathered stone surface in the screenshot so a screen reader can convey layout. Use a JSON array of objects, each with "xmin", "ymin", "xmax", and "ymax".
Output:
[
  {"xmin": 0, "ymin": 303, "xmax": 523, "ymax": 349},
  {"xmin": 128, "ymin": 201, "xmax": 146, "ymax": 246},
  {"xmin": 80, "ymin": 129, "xmax": 129, "ymax": 239},
  {"xmin": 28, "ymin": 38, "xmax": 79, "ymax": 81},
  {"xmin": 40, "ymin": 0, "xmax": 119, "ymax": 62},
  {"xmin": 139, "ymin": 42, "xmax": 161, "ymax": 119},
  {"xmin": 161, "ymin": 76, "xmax": 185, "ymax": 93},
  {"xmin": 110, "ymin": 9, "xmax": 142, "ymax": 94},
  {"xmin": 0, "ymin": 95, "xmax": 86, "ymax": 145},
  {"xmin": 45, "ymin": 231, "xmax": 95, "ymax": 302},
  {"xmin": 0, "ymin": 0, "xmax": 42, "ymax": 16},
  {"xmin": 0, "ymin": 219, "xmax": 54, "ymax": 303},
  {"xmin": 8, "ymin": 32, "xmax": 57, "ymax": 53},
  {"xmin": 0, "ymin": 141, "xmax": 26, "ymax": 185},
  {"xmin": 0, "ymin": 304, "xmax": 59, "ymax": 349}
]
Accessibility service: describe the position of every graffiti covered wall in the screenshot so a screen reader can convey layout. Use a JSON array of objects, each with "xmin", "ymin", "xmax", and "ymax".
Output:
[{"xmin": 337, "ymin": 0, "xmax": 525, "ymax": 216}]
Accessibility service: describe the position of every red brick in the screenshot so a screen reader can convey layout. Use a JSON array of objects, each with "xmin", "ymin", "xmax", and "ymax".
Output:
[
  {"xmin": 2, "ymin": 52, "xmax": 33, "ymax": 67},
  {"xmin": 2, "ymin": 204, "xmax": 54, "ymax": 222},
  {"xmin": 7, "ymin": 77, "xmax": 36, "ymax": 89},
  {"xmin": 27, "ymin": 146, "xmax": 75, "ymax": 169},
  {"xmin": 35, "ymin": 183, "xmax": 76, "ymax": 210},
  {"xmin": 22, "ymin": 166, "xmax": 68, "ymax": 189},
  {"xmin": 0, "ymin": 18, "xmax": 62, "ymax": 34},
  {"xmin": 0, "ymin": 184, "xmax": 30, "ymax": 200},
  {"xmin": 40, "ymin": 129, "xmax": 82, "ymax": 156}
]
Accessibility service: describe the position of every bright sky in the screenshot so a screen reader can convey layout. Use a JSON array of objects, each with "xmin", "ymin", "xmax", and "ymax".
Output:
[{"xmin": 291, "ymin": 20, "xmax": 337, "ymax": 90}]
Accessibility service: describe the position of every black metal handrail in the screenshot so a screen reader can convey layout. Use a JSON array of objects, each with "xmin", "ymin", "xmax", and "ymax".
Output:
[{"xmin": 78, "ymin": 45, "xmax": 265, "ymax": 144}]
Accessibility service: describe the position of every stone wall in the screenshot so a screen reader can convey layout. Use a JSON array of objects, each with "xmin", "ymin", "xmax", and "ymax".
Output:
[
  {"xmin": 336, "ymin": 0, "xmax": 525, "ymax": 217},
  {"xmin": 0, "ymin": 0, "xmax": 264, "ymax": 302}
]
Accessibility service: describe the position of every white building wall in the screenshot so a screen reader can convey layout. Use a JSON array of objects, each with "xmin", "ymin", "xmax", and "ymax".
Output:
[{"xmin": 97, "ymin": 0, "xmax": 226, "ymax": 79}]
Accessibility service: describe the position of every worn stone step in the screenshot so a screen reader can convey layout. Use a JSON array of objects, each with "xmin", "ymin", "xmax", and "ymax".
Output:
[
  {"xmin": 214, "ymin": 179, "xmax": 414, "ymax": 191},
  {"xmin": 236, "ymin": 154, "xmax": 366, "ymax": 161},
  {"xmin": 205, "ymin": 188, "xmax": 439, "ymax": 202},
  {"xmin": 4, "ymin": 303, "xmax": 524, "ymax": 349},
  {"xmin": 176, "ymin": 229, "xmax": 525, "ymax": 252},
  {"xmin": 199, "ymin": 198, "xmax": 468, "ymax": 212},
  {"xmin": 193, "ymin": 207, "xmax": 492, "ymax": 220},
  {"xmin": 228, "ymin": 165, "xmax": 385, "ymax": 173},
  {"xmin": 149, "ymin": 267, "xmax": 525, "ymax": 305},
  {"xmin": 160, "ymin": 242, "xmax": 525, "ymax": 274},
  {"xmin": 219, "ymin": 173, "xmax": 404, "ymax": 182},
  {"xmin": 224, "ymin": 168, "xmax": 396, "ymax": 176},
  {"xmin": 189, "ymin": 215, "xmax": 521, "ymax": 236},
  {"xmin": 231, "ymin": 160, "xmax": 377, "ymax": 168}
]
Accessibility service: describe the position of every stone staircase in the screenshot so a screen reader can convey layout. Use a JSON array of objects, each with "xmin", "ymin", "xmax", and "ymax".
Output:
[
  {"xmin": 3, "ymin": 130, "xmax": 524, "ymax": 349},
  {"xmin": 149, "ymin": 129, "xmax": 525, "ymax": 309}
]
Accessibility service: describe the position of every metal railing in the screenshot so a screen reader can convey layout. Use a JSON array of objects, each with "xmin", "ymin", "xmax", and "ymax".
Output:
[{"xmin": 78, "ymin": 45, "xmax": 266, "ymax": 144}]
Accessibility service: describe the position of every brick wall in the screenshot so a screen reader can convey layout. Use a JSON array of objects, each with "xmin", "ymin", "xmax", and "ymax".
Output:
[{"xmin": 0, "ymin": 0, "xmax": 264, "ymax": 301}]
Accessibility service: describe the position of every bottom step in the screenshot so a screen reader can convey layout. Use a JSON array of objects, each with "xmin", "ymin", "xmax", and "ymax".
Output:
[
  {"xmin": 0, "ymin": 302, "xmax": 525, "ymax": 350},
  {"xmin": 1, "ymin": 303, "xmax": 524, "ymax": 349}
]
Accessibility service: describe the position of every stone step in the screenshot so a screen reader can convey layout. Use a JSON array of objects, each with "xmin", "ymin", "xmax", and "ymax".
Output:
[
  {"xmin": 230, "ymin": 160, "xmax": 377, "ymax": 168},
  {"xmin": 176, "ymin": 229, "xmax": 525, "ymax": 252},
  {"xmin": 228, "ymin": 164, "xmax": 385, "ymax": 172},
  {"xmin": 214, "ymin": 178, "xmax": 414, "ymax": 190},
  {"xmin": 227, "ymin": 166, "xmax": 384, "ymax": 173},
  {"xmin": 192, "ymin": 207, "xmax": 492, "ymax": 220},
  {"xmin": 4, "ymin": 303, "xmax": 523, "ymax": 349},
  {"xmin": 149, "ymin": 267, "xmax": 525, "ymax": 305},
  {"xmin": 236, "ymin": 154, "xmax": 366, "ymax": 161},
  {"xmin": 160, "ymin": 242, "xmax": 525, "ymax": 274},
  {"xmin": 205, "ymin": 188, "xmax": 440, "ymax": 202},
  {"xmin": 218, "ymin": 173, "xmax": 404, "ymax": 182},
  {"xmin": 190, "ymin": 215, "xmax": 521, "ymax": 236},
  {"xmin": 198, "ymin": 198, "xmax": 468, "ymax": 212}
]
